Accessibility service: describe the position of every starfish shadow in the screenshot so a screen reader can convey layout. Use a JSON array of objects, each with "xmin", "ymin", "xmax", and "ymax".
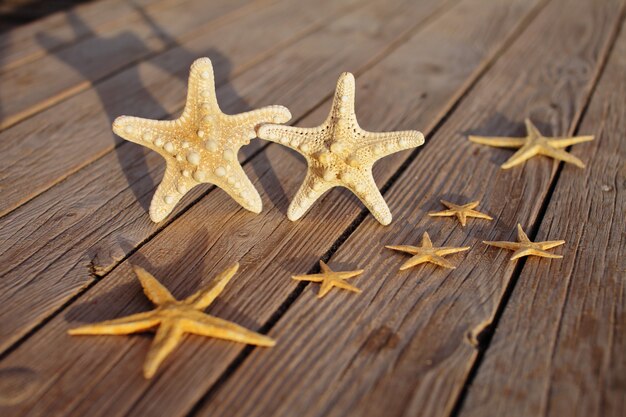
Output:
[
  {"xmin": 463, "ymin": 113, "xmax": 552, "ymax": 168},
  {"xmin": 65, "ymin": 227, "xmax": 262, "ymax": 330},
  {"xmin": 35, "ymin": 3, "xmax": 248, "ymax": 216}
]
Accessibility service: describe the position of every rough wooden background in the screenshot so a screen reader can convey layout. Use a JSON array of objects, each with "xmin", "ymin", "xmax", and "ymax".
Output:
[{"xmin": 0, "ymin": 0, "xmax": 623, "ymax": 416}]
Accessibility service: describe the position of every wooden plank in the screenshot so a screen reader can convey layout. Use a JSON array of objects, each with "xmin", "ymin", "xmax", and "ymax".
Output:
[
  {"xmin": 0, "ymin": 0, "xmax": 364, "ymax": 218},
  {"xmin": 0, "ymin": 0, "xmax": 546, "ymax": 415},
  {"xmin": 0, "ymin": 0, "xmax": 264, "ymax": 131},
  {"xmin": 458, "ymin": 21, "xmax": 626, "ymax": 417},
  {"xmin": 0, "ymin": 0, "xmax": 368, "ymax": 351},
  {"xmin": 187, "ymin": 0, "xmax": 625, "ymax": 416},
  {"xmin": 0, "ymin": 0, "xmax": 165, "ymax": 70}
]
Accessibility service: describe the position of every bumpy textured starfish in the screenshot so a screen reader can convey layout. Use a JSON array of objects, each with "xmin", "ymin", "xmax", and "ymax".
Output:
[
  {"xmin": 469, "ymin": 118, "xmax": 594, "ymax": 169},
  {"xmin": 292, "ymin": 260, "xmax": 364, "ymax": 298},
  {"xmin": 257, "ymin": 72, "xmax": 424, "ymax": 225},
  {"xmin": 386, "ymin": 232, "xmax": 470, "ymax": 270},
  {"xmin": 483, "ymin": 224, "xmax": 565, "ymax": 260},
  {"xmin": 69, "ymin": 264, "xmax": 275, "ymax": 378},
  {"xmin": 113, "ymin": 58, "xmax": 291, "ymax": 222},
  {"xmin": 428, "ymin": 199, "xmax": 493, "ymax": 227}
]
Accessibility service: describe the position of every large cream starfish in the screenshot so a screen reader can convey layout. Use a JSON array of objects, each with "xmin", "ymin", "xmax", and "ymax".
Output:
[
  {"xmin": 428, "ymin": 199, "xmax": 493, "ymax": 227},
  {"xmin": 257, "ymin": 72, "xmax": 424, "ymax": 225},
  {"xmin": 469, "ymin": 118, "xmax": 594, "ymax": 169},
  {"xmin": 69, "ymin": 264, "xmax": 275, "ymax": 378},
  {"xmin": 113, "ymin": 58, "xmax": 291, "ymax": 222},
  {"xmin": 386, "ymin": 232, "xmax": 470, "ymax": 270},
  {"xmin": 483, "ymin": 224, "xmax": 565, "ymax": 260},
  {"xmin": 292, "ymin": 260, "xmax": 363, "ymax": 298}
]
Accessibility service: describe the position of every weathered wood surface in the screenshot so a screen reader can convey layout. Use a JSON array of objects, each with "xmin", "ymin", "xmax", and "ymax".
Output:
[
  {"xmin": 0, "ymin": 0, "xmax": 259, "ymax": 130},
  {"xmin": 189, "ymin": 0, "xmax": 626, "ymax": 415},
  {"xmin": 0, "ymin": 0, "xmax": 623, "ymax": 416},
  {"xmin": 458, "ymin": 17, "xmax": 626, "ymax": 417},
  {"xmin": 0, "ymin": 0, "xmax": 448, "ymax": 353}
]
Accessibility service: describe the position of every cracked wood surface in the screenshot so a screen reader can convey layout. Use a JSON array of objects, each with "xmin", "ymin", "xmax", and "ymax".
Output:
[{"xmin": 0, "ymin": 0, "xmax": 623, "ymax": 416}]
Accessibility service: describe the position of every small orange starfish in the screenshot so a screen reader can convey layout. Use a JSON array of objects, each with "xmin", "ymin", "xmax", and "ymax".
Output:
[
  {"xmin": 483, "ymin": 224, "xmax": 565, "ymax": 260},
  {"xmin": 428, "ymin": 199, "xmax": 492, "ymax": 227},
  {"xmin": 469, "ymin": 118, "xmax": 594, "ymax": 169},
  {"xmin": 292, "ymin": 260, "xmax": 364, "ymax": 298},
  {"xmin": 69, "ymin": 264, "xmax": 274, "ymax": 378},
  {"xmin": 386, "ymin": 232, "xmax": 470, "ymax": 270}
]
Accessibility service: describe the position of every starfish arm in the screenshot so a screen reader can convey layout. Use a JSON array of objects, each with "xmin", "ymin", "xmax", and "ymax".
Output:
[
  {"xmin": 180, "ymin": 58, "xmax": 220, "ymax": 124},
  {"xmin": 457, "ymin": 212, "xmax": 468, "ymax": 227},
  {"xmin": 538, "ymin": 146, "xmax": 586, "ymax": 168},
  {"xmin": 483, "ymin": 241, "xmax": 524, "ymax": 251},
  {"xmin": 213, "ymin": 161, "xmax": 263, "ymax": 213},
  {"xmin": 143, "ymin": 321, "xmax": 184, "ymax": 378},
  {"xmin": 427, "ymin": 254, "xmax": 457, "ymax": 269},
  {"xmin": 68, "ymin": 312, "xmax": 160, "ymax": 336},
  {"xmin": 428, "ymin": 209, "xmax": 457, "ymax": 218},
  {"xmin": 287, "ymin": 172, "xmax": 333, "ymax": 221},
  {"xmin": 525, "ymin": 248, "xmax": 563, "ymax": 259},
  {"xmin": 184, "ymin": 263, "xmax": 239, "ymax": 310},
  {"xmin": 319, "ymin": 260, "xmax": 332, "ymax": 274},
  {"xmin": 524, "ymin": 118, "xmax": 543, "ymax": 138},
  {"xmin": 292, "ymin": 274, "xmax": 325, "ymax": 283},
  {"xmin": 112, "ymin": 116, "xmax": 178, "ymax": 156},
  {"xmin": 347, "ymin": 172, "xmax": 392, "ymax": 225},
  {"xmin": 318, "ymin": 280, "xmax": 334, "ymax": 298},
  {"xmin": 436, "ymin": 246, "xmax": 471, "ymax": 256},
  {"xmin": 225, "ymin": 105, "xmax": 292, "ymax": 143},
  {"xmin": 517, "ymin": 224, "xmax": 531, "ymax": 242},
  {"xmin": 547, "ymin": 135, "xmax": 594, "ymax": 148},
  {"xmin": 133, "ymin": 266, "xmax": 176, "ymax": 305},
  {"xmin": 185, "ymin": 312, "xmax": 275, "ymax": 346},
  {"xmin": 468, "ymin": 135, "xmax": 527, "ymax": 148},
  {"xmin": 149, "ymin": 161, "xmax": 197, "ymax": 222},
  {"xmin": 257, "ymin": 123, "xmax": 325, "ymax": 153},
  {"xmin": 501, "ymin": 144, "xmax": 540, "ymax": 169},
  {"xmin": 385, "ymin": 245, "xmax": 419, "ymax": 255},
  {"xmin": 538, "ymin": 240, "xmax": 566, "ymax": 250},
  {"xmin": 466, "ymin": 209, "xmax": 493, "ymax": 221},
  {"xmin": 328, "ymin": 72, "xmax": 356, "ymax": 120},
  {"xmin": 399, "ymin": 254, "xmax": 433, "ymax": 270},
  {"xmin": 335, "ymin": 269, "xmax": 365, "ymax": 280},
  {"xmin": 356, "ymin": 130, "xmax": 425, "ymax": 160},
  {"xmin": 422, "ymin": 232, "xmax": 433, "ymax": 248},
  {"xmin": 330, "ymin": 279, "xmax": 362, "ymax": 294}
]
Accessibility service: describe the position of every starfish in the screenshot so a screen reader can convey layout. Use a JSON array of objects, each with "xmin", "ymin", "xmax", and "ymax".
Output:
[
  {"xmin": 69, "ymin": 264, "xmax": 275, "ymax": 378},
  {"xmin": 483, "ymin": 223, "xmax": 565, "ymax": 260},
  {"xmin": 257, "ymin": 72, "xmax": 424, "ymax": 225},
  {"xmin": 468, "ymin": 118, "xmax": 594, "ymax": 169},
  {"xmin": 113, "ymin": 57, "xmax": 291, "ymax": 222},
  {"xmin": 386, "ymin": 232, "xmax": 470, "ymax": 270},
  {"xmin": 292, "ymin": 260, "xmax": 364, "ymax": 298},
  {"xmin": 428, "ymin": 199, "xmax": 493, "ymax": 227}
]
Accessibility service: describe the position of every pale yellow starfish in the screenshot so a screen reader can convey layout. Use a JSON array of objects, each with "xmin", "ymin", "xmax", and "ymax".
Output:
[
  {"xmin": 292, "ymin": 260, "xmax": 364, "ymax": 298},
  {"xmin": 257, "ymin": 72, "xmax": 424, "ymax": 225},
  {"xmin": 428, "ymin": 199, "xmax": 493, "ymax": 227},
  {"xmin": 469, "ymin": 118, "xmax": 594, "ymax": 169},
  {"xmin": 483, "ymin": 223, "xmax": 565, "ymax": 260},
  {"xmin": 386, "ymin": 232, "xmax": 470, "ymax": 270},
  {"xmin": 113, "ymin": 58, "xmax": 291, "ymax": 222},
  {"xmin": 69, "ymin": 264, "xmax": 275, "ymax": 378}
]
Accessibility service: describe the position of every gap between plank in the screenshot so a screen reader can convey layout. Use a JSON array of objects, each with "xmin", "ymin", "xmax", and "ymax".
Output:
[
  {"xmin": 446, "ymin": 4, "xmax": 626, "ymax": 417},
  {"xmin": 0, "ymin": 0, "xmax": 461, "ymax": 362}
]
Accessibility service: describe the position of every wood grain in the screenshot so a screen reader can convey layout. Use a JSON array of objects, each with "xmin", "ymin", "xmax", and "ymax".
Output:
[
  {"xmin": 0, "ymin": 0, "xmax": 165, "ymax": 70},
  {"xmin": 189, "ymin": 0, "xmax": 625, "ymax": 416},
  {"xmin": 0, "ymin": 0, "xmax": 545, "ymax": 415},
  {"xmin": 458, "ymin": 18, "xmax": 626, "ymax": 417},
  {"xmin": 0, "ymin": 0, "xmax": 362, "ymax": 218},
  {"xmin": 0, "ymin": 0, "xmax": 260, "ymax": 131},
  {"xmin": 0, "ymin": 0, "xmax": 369, "ymax": 351}
]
